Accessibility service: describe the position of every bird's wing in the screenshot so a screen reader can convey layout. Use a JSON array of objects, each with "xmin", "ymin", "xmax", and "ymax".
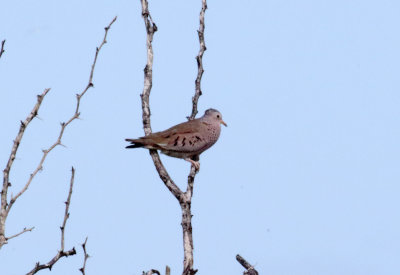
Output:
[{"xmin": 142, "ymin": 119, "xmax": 210, "ymax": 153}]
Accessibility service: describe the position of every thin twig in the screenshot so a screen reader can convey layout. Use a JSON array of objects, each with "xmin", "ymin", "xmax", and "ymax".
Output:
[
  {"xmin": 5, "ymin": 226, "xmax": 35, "ymax": 241},
  {"xmin": 236, "ymin": 254, "xmax": 259, "ymax": 275},
  {"xmin": 25, "ymin": 168, "xmax": 77, "ymax": 275},
  {"xmin": 61, "ymin": 167, "xmax": 75, "ymax": 250},
  {"xmin": 6, "ymin": 16, "xmax": 117, "ymax": 217},
  {"xmin": 0, "ymin": 88, "xmax": 50, "ymax": 248},
  {"xmin": 0, "ymin": 40, "xmax": 5, "ymax": 59},
  {"xmin": 79, "ymin": 237, "xmax": 89, "ymax": 275}
]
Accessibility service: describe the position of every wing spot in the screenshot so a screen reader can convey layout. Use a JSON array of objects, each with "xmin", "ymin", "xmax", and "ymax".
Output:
[
  {"xmin": 182, "ymin": 137, "xmax": 186, "ymax": 146},
  {"xmin": 173, "ymin": 136, "xmax": 179, "ymax": 147}
]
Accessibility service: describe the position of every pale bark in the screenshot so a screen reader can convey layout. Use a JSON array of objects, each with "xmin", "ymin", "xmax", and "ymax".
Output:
[{"xmin": 139, "ymin": 0, "xmax": 208, "ymax": 274}]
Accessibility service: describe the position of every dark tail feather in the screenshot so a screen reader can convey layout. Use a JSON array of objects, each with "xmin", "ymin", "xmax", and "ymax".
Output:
[{"xmin": 125, "ymin": 139, "xmax": 145, "ymax": 149}]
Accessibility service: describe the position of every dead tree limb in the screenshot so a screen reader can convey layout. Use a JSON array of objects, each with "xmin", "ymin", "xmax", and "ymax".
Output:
[
  {"xmin": 25, "ymin": 167, "xmax": 77, "ymax": 275},
  {"xmin": 1, "ymin": 88, "xmax": 50, "ymax": 248},
  {"xmin": 0, "ymin": 16, "xmax": 117, "ymax": 249},
  {"xmin": 139, "ymin": 0, "xmax": 207, "ymax": 274},
  {"xmin": 236, "ymin": 254, "xmax": 259, "ymax": 275}
]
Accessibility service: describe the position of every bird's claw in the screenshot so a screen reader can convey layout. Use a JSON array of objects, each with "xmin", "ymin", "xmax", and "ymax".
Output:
[{"xmin": 185, "ymin": 158, "xmax": 200, "ymax": 170}]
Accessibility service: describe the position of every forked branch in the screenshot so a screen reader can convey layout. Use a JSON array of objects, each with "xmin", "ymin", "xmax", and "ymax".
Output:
[
  {"xmin": 0, "ymin": 17, "xmax": 117, "ymax": 250},
  {"xmin": 1, "ymin": 88, "xmax": 50, "ymax": 248},
  {"xmin": 26, "ymin": 168, "xmax": 77, "ymax": 275},
  {"xmin": 139, "ymin": 0, "xmax": 207, "ymax": 274}
]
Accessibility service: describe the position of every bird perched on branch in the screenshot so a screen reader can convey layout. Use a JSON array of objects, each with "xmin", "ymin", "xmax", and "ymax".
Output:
[{"xmin": 125, "ymin": 109, "xmax": 227, "ymax": 169}]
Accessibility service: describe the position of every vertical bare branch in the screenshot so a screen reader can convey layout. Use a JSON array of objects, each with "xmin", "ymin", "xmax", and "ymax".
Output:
[
  {"xmin": 140, "ymin": 0, "xmax": 184, "ymax": 202},
  {"xmin": 79, "ymin": 237, "xmax": 90, "ymax": 275},
  {"xmin": 0, "ymin": 40, "xmax": 5, "ymax": 59},
  {"xmin": 61, "ymin": 167, "xmax": 75, "ymax": 251},
  {"xmin": 189, "ymin": 0, "xmax": 207, "ymax": 120},
  {"xmin": 236, "ymin": 255, "xmax": 259, "ymax": 275},
  {"xmin": 0, "ymin": 17, "xmax": 117, "ymax": 250},
  {"xmin": 139, "ymin": 1, "xmax": 208, "ymax": 274},
  {"xmin": 26, "ymin": 167, "xmax": 77, "ymax": 275},
  {"xmin": 1, "ymin": 88, "xmax": 50, "ymax": 248},
  {"xmin": 181, "ymin": 1, "xmax": 207, "ymax": 274}
]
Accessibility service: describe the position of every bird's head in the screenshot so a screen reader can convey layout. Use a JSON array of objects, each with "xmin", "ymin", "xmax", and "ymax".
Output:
[{"xmin": 204, "ymin": 108, "xmax": 227, "ymax": 127}]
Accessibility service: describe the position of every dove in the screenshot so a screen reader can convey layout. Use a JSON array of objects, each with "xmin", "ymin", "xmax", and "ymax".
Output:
[{"xmin": 125, "ymin": 109, "xmax": 227, "ymax": 169}]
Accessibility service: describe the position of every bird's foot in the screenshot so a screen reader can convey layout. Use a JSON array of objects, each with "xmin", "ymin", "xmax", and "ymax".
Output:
[{"xmin": 185, "ymin": 158, "xmax": 200, "ymax": 170}]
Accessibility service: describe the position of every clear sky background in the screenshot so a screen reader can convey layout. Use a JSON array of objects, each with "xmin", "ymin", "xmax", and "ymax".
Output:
[{"xmin": 1, "ymin": 0, "xmax": 400, "ymax": 274}]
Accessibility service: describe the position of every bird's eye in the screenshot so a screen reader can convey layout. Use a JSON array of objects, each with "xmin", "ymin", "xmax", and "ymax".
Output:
[{"xmin": 217, "ymin": 115, "xmax": 220, "ymax": 118}]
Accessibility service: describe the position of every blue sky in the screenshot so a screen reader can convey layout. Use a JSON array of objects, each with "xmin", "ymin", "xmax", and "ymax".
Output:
[{"xmin": 1, "ymin": 0, "xmax": 400, "ymax": 274}]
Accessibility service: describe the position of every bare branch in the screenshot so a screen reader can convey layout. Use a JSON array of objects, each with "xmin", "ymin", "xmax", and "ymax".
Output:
[
  {"xmin": 26, "ymin": 249, "xmax": 77, "ymax": 275},
  {"xmin": 139, "ymin": 1, "xmax": 208, "ymax": 274},
  {"xmin": 25, "ymin": 168, "xmax": 77, "ymax": 275},
  {"xmin": 6, "ymin": 16, "xmax": 117, "ymax": 217},
  {"xmin": 189, "ymin": 0, "xmax": 207, "ymax": 120},
  {"xmin": 1, "ymin": 88, "xmax": 50, "ymax": 248},
  {"xmin": 181, "ymin": 1, "xmax": 208, "ymax": 274},
  {"xmin": 140, "ymin": 0, "xmax": 184, "ymax": 202},
  {"xmin": 166, "ymin": 266, "xmax": 171, "ymax": 275},
  {"xmin": 5, "ymin": 226, "xmax": 34, "ymax": 241},
  {"xmin": 61, "ymin": 167, "xmax": 75, "ymax": 250},
  {"xmin": 79, "ymin": 237, "xmax": 90, "ymax": 275},
  {"xmin": 0, "ymin": 40, "xmax": 5, "ymax": 59},
  {"xmin": 236, "ymin": 255, "xmax": 259, "ymax": 275}
]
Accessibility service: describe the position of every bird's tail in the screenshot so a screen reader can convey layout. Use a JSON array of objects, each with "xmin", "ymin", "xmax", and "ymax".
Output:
[{"xmin": 125, "ymin": 138, "xmax": 145, "ymax": 149}]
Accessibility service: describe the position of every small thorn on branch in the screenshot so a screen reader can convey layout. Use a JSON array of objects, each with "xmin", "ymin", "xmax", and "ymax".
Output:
[{"xmin": 80, "ymin": 237, "xmax": 89, "ymax": 275}]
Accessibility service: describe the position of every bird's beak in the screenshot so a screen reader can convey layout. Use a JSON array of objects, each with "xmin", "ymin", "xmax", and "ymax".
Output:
[{"xmin": 221, "ymin": 120, "xmax": 227, "ymax": 127}]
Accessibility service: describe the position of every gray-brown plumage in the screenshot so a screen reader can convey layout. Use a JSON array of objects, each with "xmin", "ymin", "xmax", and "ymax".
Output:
[{"xmin": 126, "ymin": 109, "xmax": 227, "ymax": 169}]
